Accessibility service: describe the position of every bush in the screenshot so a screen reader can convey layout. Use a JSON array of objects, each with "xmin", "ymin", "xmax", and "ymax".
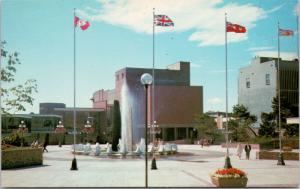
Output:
[
  {"xmin": 2, "ymin": 147, "xmax": 43, "ymax": 169},
  {"xmin": 2, "ymin": 132, "xmax": 28, "ymax": 147},
  {"xmin": 111, "ymin": 100, "xmax": 121, "ymax": 151},
  {"xmin": 249, "ymin": 136, "xmax": 276, "ymax": 150}
]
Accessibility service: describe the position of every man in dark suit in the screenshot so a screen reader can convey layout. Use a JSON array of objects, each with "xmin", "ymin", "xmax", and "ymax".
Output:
[{"xmin": 244, "ymin": 143, "xmax": 251, "ymax": 160}]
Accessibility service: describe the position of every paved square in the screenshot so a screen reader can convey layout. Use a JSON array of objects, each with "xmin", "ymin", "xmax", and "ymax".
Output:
[{"xmin": 1, "ymin": 145, "xmax": 299, "ymax": 187}]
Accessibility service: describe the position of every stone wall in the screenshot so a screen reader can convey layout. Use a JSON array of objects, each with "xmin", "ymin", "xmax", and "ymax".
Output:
[{"xmin": 256, "ymin": 151, "xmax": 299, "ymax": 160}]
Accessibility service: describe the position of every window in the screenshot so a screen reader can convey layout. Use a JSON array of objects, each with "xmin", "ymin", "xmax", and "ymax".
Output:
[
  {"xmin": 265, "ymin": 74, "xmax": 270, "ymax": 85},
  {"xmin": 116, "ymin": 74, "xmax": 119, "ymax": 81},
  {"xmin": 246, "ymin": 78, "xmax": 250, "ymax": 88},
  {"xmin": 121, "ymin": 73, "xmax": 124, "ymax": 79}
]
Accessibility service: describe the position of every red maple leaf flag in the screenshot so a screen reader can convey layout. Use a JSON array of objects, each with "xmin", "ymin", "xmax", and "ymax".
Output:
[
  {"xmin": 154, "ymin": 15, "xmax": 174, "ymax": 27},
  {"xmin": 279, "ymin": 28, "xmax": 294, "ymax": 36},
  {"xmin": 226, "ymin": 22, "xmax": 246, "ymax": 33},
  {"xmin": 74, "ymin": 16, "xmax": 90, "ymax": 30}
]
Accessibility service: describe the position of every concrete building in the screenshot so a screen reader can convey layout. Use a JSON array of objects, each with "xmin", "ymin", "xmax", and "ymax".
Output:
[
  {"xmin": 39, "ymin": 103, "xmax": 66, "ymax": 114},
  {"xmin": 238, "ymin": 57, "xmax": 299, "ymax": 127},
  {"xmin": 92, "ymin": 61, "xmax": 203, "ymax": 145}
]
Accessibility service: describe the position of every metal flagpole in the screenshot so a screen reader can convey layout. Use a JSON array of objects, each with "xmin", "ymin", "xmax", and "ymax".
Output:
[
  {"xmin": 277, "ymin": 22, "xmax": 285, "ymax": 166},
  {"xmin": 297, "ymin": 16, "xmax": 299, "ymax": 61},
  {"xmin": 298, "ymin": 14, "xmax": 300, "ymax": 130},
  {"xmin": 0, "ymin": 0, "xmax": 3, "ymax": 175},
  {"xmin": 151, "ymin": 8, "xmax": 157, "ymax": 170},
  {"xmin": 224, "ymin": 13, "xmax": 232, "ymax": 169},
  {"xmin": 71, "ymin": 8, "xmax": 78, "ymax": 170}
]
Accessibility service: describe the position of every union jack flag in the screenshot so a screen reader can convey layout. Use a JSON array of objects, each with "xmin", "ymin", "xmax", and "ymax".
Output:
[
  {"xmin": 279, "ymin": 28, "xmax": 294, "ymax": 36},
  {"xmin": 154, "ymin": 15, "xmax": 174, "ymax": 27}
]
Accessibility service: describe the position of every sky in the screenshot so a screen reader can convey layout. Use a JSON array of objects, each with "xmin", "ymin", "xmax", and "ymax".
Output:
[{"xmin": 1, "ymin": 0, "xmax": 299, "ymax": 114}]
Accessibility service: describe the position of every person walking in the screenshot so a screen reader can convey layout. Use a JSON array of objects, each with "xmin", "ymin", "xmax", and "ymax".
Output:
[
  {"xmin": 236, "ymin": 143, "xmax": 243, "ymax": 159},
  {"xmin": 43, "ymin": 133, "xmax": 49, "ymax": 153},
  {"xmin": 244, "ymin": 143, "xmax": 251, "ymax": 160}
]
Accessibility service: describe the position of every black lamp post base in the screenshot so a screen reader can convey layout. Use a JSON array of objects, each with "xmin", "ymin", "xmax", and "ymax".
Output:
[
  {"xmin": 151, "ymin": 157, "xmax": 157, "ymax": 170},
  {"xmin": 59, "ymin": 141, "xmax": 62, "ymax": 147},
  {"xmin": 277, "ymin": 153, "xmax": 285, "ymax": 165},
  {"xmin": 70, "ymin": 158, "xmax": 78, "ymax": 170},
  {"xmin": 224, "ymin": 156, "xmax": 232, "ymax": 169}
]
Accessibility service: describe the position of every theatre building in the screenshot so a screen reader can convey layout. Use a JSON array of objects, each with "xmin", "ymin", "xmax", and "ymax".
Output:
[{"xmin": 91, "ymin": 61, "xmax": 203, "ymax": 144}]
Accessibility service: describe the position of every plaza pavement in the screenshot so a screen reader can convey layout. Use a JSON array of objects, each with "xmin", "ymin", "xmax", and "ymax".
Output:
[{"xmin": 1, "ymin": 144, "xmax": 299, "ymax": 188}]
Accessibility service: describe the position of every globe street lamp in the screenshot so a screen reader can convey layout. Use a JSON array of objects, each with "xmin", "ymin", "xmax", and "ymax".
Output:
[
  {"xmin": 149, "ymin": 120, "xmax": 161, "ymax": 170},
  {"xmin": 55, "ymin": 121, "xmax": 65, "ymax": 147},
  {"xmin": 140, "ymin": 73, "xmax": 153, "ymax": 188},
  {"xmin": 276, "ymin": 128, "xmax": 286, "ymax": 165},
  {"xmin": 221, "ymin": 128, "xmax": 232, "ymax": 168},
  {"xmin": 18, "ymin": 120, "xmax": 27, "ymax": 147},
  {"xmin": 82, "ymin": 120, "xmax": 94, "ymax": 143}
]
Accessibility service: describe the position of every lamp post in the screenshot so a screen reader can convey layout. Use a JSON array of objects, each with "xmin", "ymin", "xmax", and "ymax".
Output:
[
  {"xmin": 140, "ymin": 73, "xmax": 153, "ymax": 188},
  {"xmin": 149, "ymin": 120, "xmax": 161, "ymax": 170},
  {"xmin": 82, "ymin": 120, "xmax": 94, "ymax": 143},
  {"xmin": 222, "ymin": 129, "xmax": 232, "ymax": 168},
  {"xmin": 276, "ymin": 128, "xmax": 286, "ymax": 165},
  {"xmin": 55, "ymin": 121, "xmax": 65, "ymax": 147},
  {"xmin": 18, "ymin": 120, "xmax": 27, "ymax": 147}
]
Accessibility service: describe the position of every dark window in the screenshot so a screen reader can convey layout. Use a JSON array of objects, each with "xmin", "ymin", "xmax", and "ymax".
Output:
[
  {"xmin": 246, "ymin": 78, "xmax": 250, "ymax": 88},
  {"xmin": 265, "ymin": 74, "xmax": 270, "ymax": 85},
  {"xmin": 116, "ymin": 74, "xmax": 119, "ymax": 81}
]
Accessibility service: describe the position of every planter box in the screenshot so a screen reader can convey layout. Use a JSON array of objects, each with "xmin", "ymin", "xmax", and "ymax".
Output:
[
  {"xmin": 256, "ymin": 151, "xmax": 299, "ymax": 160},
  {"xmin": 2, "ymin": 147, "xmax": 43, "ymax": 169},
  {"xmin": 211, "ymin": 176, "xmax": 248, "ymax": 188}
]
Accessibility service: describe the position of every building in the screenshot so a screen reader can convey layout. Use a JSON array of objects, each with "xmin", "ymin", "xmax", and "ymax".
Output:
[
  {"xmin": 92, "ymin": 61, "xmax": 203, "ymax": 148},
  {"xmin": 2, "ymin": 103, "xmax": 107, "ymax": 142},
  {"xmin": 39, "ymin": 103, "xmax": 66, "ymax": 114},
  {"xmin": 238, "ymin": 57, "xmax": 299, "ymax": 127}
]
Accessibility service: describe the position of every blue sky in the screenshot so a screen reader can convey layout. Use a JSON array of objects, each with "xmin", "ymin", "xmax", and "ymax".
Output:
[{"xmin": 1, "ymin": 0, "xmax": 299, "ymax": 114}]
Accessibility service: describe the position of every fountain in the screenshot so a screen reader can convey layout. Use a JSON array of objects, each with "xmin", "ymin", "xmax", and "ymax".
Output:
[{"xmin": 120, "ymin": 79, "xmax": 145, "ymax": 153}]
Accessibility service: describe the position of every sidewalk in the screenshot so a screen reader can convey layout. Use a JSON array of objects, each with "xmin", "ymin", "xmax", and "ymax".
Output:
[{"xmin": 1, "ymin": 145, "xmax": 299, "ymax": 187}]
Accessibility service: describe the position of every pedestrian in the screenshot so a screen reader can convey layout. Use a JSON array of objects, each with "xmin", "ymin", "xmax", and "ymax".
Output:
[
  {"xmin": 236, "ymin": 143, "xmax": 243, "ymax": 159},
  {"xmin": 200, "ymin": 139, "xmax": 204, "ymax": 148},
  {"xmin": 244, "ymin": 143, "xmax": 251, "ymax": 160},
  {"xmin": 43, "ymin": 133, "xmax": 49, "ymax": 153}
]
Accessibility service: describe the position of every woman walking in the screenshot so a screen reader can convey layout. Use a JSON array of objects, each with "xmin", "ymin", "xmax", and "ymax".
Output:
[{"xmin": 236, "ymin": 143, "xmax": 243, "ymax": 159}]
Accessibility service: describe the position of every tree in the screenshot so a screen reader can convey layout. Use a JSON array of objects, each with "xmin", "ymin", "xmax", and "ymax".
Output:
[
  {"xmin": 111, "ymin": 100, "xmax": 121, "ymax": 151},
  {"xmin": 259, "ymin": 112, "xmax": 277, "ymax": 137},
  {"xmin": 259, "ymin": 96, "xmax": 299, "ymax": 137},
  {"xmin": 194, "ymin": 114, "xmax": 222, "ymax": 144},
  {"xmin": 1, "ymin": 41, "xmax": 38, "ymax": 114},
  {"xmin": 228, "ymin": 104, "xmax": 257, "ymax": 142}
]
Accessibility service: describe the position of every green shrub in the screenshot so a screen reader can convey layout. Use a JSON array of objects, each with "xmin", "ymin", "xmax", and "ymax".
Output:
[
  {"xmin": 249, "ymin": 136, "xmax": 277, "ymax": 150},
  {"xmin": 111, "ymin": 100, "xmax": 121, "ymax": 151},
  {"xmin": 2, "ymin": 132, "xmax": 28, "ymax": 147},
  {"xmin": 2, "ymin": 147, "xmax": 43, "ymax": 169}
]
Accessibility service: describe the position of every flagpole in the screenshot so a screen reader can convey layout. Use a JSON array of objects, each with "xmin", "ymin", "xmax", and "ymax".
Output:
[
  {"xmin": 150, "ymin": 8, "xmax": 158, "ymax": 171},
  {"xmin": 71, "ymin": 8, "xmax": 78, "ymax": 170},
  {"xmin": 224, "ymin": 13, "xmax": 232, "ymax": 169},
  {"xmin": 277, "ymin": 22, "xmax": 285, "ymax": 166},
  {"xmin": 297, "ymin": 16, "xmax": 299, "ymax": 60}
]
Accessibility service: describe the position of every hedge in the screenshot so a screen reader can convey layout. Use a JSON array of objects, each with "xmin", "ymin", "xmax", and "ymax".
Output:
[
  {"xmin": 2, "ymin": 147, "xmax": 43, "ymax": 169},
  {"xmin": 24, "ymin": 133, "xmax": 99, "ymax": 145}
]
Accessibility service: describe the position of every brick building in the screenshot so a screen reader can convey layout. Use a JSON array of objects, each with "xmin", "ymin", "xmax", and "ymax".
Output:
[{"xmin": 92, "ymin": 61, "xmax": 203, "ymax": 146}]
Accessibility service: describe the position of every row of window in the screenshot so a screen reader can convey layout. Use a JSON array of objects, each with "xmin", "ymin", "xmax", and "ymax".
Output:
[
  {"xmin": 246, "ymin": 74, "xmax": 270, "ymax": 88},
  {"xmin": 116, "ymin": 73, "xmax": 125, "ymax": 81}
]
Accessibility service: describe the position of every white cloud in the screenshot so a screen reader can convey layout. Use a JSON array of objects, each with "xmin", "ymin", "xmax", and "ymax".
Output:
[
  {"xmin": 253, "ymin": 51, "xmax": 298, "ymax": 60},
  {"xmin": 208, "ymin": 97, "xmax": 222, "ymax": 105},
  {"xmin": 78, "ymin": 0, "xmax": 268, "ymax": 46},
  {"xmin": 266, "ymin": 4, "xmax": 285, "ymax": 14},
  {"xmin": 247, "ymin": 46, "xmax": 275, "ymax": 52},
  {"xmin": 190, "ymin": 63, "xmax": 202, "ymax": 68}
]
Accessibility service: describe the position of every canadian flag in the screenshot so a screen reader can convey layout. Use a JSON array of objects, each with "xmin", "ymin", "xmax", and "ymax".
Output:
[
  {"xmin": 226, "ymin": 22, "xmax": 246, "ymax": 33},
  {"xmin": 74, "ymin": 16, "xmax": 90, "ymax": 30}
]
